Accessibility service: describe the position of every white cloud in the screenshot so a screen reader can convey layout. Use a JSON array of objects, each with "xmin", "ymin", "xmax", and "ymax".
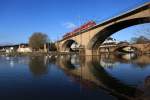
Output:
[{"xmin": 62, "ymin": 22, "xmax": 77, "ymax": 29}]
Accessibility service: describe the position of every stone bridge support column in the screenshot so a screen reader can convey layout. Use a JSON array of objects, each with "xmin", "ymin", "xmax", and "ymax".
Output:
[
  {"xmin": 85, "ymin": 49, "xmax": 92, "ymax": 55},
  {"xmin": 85, "ymin": 49, "xmax": 99, "ymax": 55}
]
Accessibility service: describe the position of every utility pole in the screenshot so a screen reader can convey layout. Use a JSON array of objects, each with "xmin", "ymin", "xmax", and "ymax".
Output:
[
  {"xmin": 57, "ymin": 33, "xmax": 60, "ymax": 52},
  {"xmin": 49, "ymin": 39, "xmax": 51, "ymax": 52},
  {"xmin": 78, "ymin": 16, "xmax": 82, "ymax": 55}
]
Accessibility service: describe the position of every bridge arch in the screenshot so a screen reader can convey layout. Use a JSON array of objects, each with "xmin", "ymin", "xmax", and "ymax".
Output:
[
  {"xmin": 114, "ymin": 45, "xmax": 141, "ymax": 53},
  {"xmin": 88, "ymin": 17, "xmax": 150, "ymax": 53},
  {"xmin": 61, "ymin": 39, "xmax": 79, "ymax": 52}
]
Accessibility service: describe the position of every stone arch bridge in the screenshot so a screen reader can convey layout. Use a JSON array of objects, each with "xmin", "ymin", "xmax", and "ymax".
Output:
[
  {"xmin": 98, "ymin": 43, "xmax": 150, "ymax": 54},
  {"xmin": 57, "ymin": 2, "xmax": 150, "ymax": 55}
]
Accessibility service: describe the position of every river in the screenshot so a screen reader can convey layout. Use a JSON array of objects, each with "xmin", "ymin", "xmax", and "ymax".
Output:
[{"xmin": 0, "ymin": 53, "xmax": 150, "ymax": 100}]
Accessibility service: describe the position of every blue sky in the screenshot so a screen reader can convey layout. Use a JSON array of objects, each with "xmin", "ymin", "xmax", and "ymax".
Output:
[{"xmin": 0, "ymin": 0, "xmax": 149, "ymax": 44}]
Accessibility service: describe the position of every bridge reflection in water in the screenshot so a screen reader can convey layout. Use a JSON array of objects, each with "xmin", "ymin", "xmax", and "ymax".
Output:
[
  {"xmin": 52, "ymin": 54, "xmax": 150, "ymax": 100},
  {"xmin": 1, "ymin": 54, "xmax": 150, "ymax": 100}
]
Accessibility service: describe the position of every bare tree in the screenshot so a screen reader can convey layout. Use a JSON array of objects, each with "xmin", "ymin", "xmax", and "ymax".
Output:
[
  {"xmin": 131, "ymin": 35, "xmax": 150, "ymax": 44},
  {"xmin": 134, "ymin": 27, "xmax": 150, "ymax": 39},
  {"xmin": 29, "ymin": 32, "xmax": 48, "ymax": 51},
  {"xmin": 49, "ymin": 42, "xmax": 57, "ymax": 51}
]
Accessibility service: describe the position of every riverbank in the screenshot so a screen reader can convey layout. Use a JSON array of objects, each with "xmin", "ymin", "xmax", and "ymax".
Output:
[
  {"xmin": 0, "ymin": 51, "xmax": 149, "ymax": 57},
  {"xmin": 0, "ymin": 51, "xmax": 79, "ymax": 57},
  {"xmin": 0, "ymin": 52, "xmax": 46, "ymax": 57}
]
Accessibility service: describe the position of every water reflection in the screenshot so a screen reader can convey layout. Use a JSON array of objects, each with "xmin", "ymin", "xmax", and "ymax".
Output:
[
  {"xmin": 90, "ymin": 56, "xmax": 143, "ymax": 98},
  {"xmin": 29, "ymin": 56, "xmax": 48, "ymax": 76},
  {"xmin": 142, "ymin": 76, "xmax": 150, "ymax": 100},
  {"xmin": 0, "ymin": 53, "xmax": 150, "ymax": 100},
  {"xmin": 55, "ymin": 53, "xmax": 150, "ymax": 99}
]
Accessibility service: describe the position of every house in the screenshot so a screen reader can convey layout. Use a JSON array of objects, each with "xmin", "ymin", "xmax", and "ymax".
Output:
[
  {"xmin": 17, "ymin": 44, "xmax": 32, "ymax": 53},
  {"xmin": 0, "ymin": 44, "xmax": 18, "ymax": 53},
  {"xmin": 6, "ymin": 47, "xmax": 14, "ymax": 53}
]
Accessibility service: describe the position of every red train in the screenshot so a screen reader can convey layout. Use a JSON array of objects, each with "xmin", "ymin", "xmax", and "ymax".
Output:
[{"xmin": 63, "ymin": 21, "xmax": 96, "ymax": 39}]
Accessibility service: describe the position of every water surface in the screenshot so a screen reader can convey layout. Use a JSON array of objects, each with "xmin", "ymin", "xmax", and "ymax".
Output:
[{"xmin": 0, "ymin": 54, "xmax": 150, "ymax": 100}]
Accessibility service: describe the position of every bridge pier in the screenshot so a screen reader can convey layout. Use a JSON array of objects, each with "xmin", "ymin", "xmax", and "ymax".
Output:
[
  {"xmin": 85, "ymin": 49, "xmax": 92, "ymax": 56},
  {"xmin": 85, "ymin": 49, "xmax": 99, "ymax": 56}
]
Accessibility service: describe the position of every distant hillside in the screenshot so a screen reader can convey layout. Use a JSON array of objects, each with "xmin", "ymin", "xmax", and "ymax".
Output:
[{"xmin": 0, "ymin": 42, "xmax": 15, "ymax": 46}]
